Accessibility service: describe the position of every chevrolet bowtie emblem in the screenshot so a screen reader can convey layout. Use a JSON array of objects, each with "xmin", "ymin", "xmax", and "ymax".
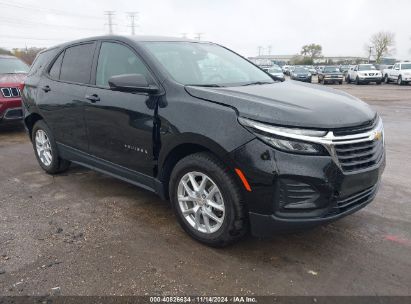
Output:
[{"xmin": 374, "ymin": 131, "xmax": 382, "ymax": 141}]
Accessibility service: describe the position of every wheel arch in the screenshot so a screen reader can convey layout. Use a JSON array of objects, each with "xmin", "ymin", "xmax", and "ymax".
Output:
[
  {"xmin": 24, "ymin": 112, "xmax": 44, "ymax": 140},
  {"xmin": 157, "ymin": 135, "xmax": 236, "ymax": 200}
]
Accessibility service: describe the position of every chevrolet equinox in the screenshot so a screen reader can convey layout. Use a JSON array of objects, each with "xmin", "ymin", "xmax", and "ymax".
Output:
[{"xmin": 22, "ymin": 36, "xmax": 385, "ymax": 246}]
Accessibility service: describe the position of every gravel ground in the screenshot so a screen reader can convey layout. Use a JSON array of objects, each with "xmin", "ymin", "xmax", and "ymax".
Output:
[{"xmin": 0, "ymin": 80, "xmax": 410, "ymax": 296}]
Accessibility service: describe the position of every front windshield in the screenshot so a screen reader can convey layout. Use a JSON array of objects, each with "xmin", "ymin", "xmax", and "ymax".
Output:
[
  {"xmin": 268, "ymin": 67, "xmax": 282, "ymax": 73},
  {"xmin": 323, "ymin": 67, "xmax": 340, "ymax": 73},
  {"xmin": 143, "ymin": 42, "xmax": 273, "ymax": 86},
  {"xmin": 294, "ymin": 67, "xmax": 308, "ymax": 73},
  {"xmin": 402, "ymin": 63, "xmax": 411, "ymax": 69},
  {"xmin": 0, "ymin": 58, "xmax": 29, "ymax": 74},
  {"xmin": 358, "ymin": 64, "xmax": 376, "ymax": 71}
]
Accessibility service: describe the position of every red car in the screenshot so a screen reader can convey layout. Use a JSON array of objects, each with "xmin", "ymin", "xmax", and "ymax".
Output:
[{"xmin": 0, "ymin": 55, "xmax": 29, "ymax": 125}]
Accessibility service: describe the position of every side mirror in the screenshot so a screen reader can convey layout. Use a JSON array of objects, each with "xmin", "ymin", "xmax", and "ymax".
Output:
[{"xmin": 108, "ymin": 74, "xmax": 159, "ymax": 94}]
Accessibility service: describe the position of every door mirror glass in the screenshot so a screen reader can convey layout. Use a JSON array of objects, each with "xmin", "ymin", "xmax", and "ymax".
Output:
[{"xmin": 108, "ymin": 73, "xmax": 158, "ymax": 93}]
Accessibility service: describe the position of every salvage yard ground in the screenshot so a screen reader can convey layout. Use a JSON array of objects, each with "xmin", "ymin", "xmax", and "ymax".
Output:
[{"xmin": 0, "ymin": 79, "xmax": 410, "ymax": 296}]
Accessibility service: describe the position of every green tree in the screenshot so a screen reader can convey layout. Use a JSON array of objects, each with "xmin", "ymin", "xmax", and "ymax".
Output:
[{"xmin": 300, "ymin": 43, "xmax": 323, "ymax": 60}]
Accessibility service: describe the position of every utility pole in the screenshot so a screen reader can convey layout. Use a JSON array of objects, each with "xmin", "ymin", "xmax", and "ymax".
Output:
[
  {"xmin": 127, "ymin": 12, "xmax": 138, "ymax": 35},
  {"xmin": 194, "ymin": 33, "xmax": 203, "ymax": 41},
  {"xmin": 258, "ymin": 46, "xmax": 263, "ymax": 56},
  {"xmin": 368, "ymin": 46, "xmax": 373, "ymax": 63},
  {"xmin": 104, "ymin": 11, "xmax": 116, "ymax": 34}
]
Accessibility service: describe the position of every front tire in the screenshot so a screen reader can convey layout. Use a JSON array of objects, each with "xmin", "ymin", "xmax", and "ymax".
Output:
[
  {"xmin": 355, "ymin": 76, "xmax": 360, "ymax": 85},
  {"xmin": 346, "ymin": 75, "xmax": 351, "ymax": 83},
  {"xmin": 169, "ymin": 152, "xmax": 247, "ymax": 247},
  {"xmin": 32, "ymin": 120, "xmax": 70, "ymax": 174},
  {"xmin": 398, "ymin": 76, "xmax": 403, "ymax": 85}
]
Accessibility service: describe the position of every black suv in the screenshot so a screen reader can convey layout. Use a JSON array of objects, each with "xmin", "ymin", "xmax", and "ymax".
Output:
[{"xmin": 22, "ymin": 36, "xmax": 385, "ymax": 246}]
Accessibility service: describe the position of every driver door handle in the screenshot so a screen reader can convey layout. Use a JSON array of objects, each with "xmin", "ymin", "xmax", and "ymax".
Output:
[
  {"xmin": 85, "ymin": 94, "xmax": 100, "ymax": 103},
  {"xmin": 41, "ymin": 85, "xmax": 51, "ymax": 92}
]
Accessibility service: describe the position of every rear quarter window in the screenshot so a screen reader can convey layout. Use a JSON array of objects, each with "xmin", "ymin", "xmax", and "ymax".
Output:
[{"xmin": 27, "ymin": 48, "xmax": 59, "ymax": 77}]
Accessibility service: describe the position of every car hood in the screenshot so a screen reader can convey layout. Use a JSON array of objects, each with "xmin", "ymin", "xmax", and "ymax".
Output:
[
  {"xmin": 185, "ymin": 81, "xmax": 376, "ymax": 129},
  {"xmin": 0, "ymin": 73, "xmax": 26, "ymax": 86},
  {"xmin": 358, "ymin": 70, "xmax": 380, "ymax": 73}
]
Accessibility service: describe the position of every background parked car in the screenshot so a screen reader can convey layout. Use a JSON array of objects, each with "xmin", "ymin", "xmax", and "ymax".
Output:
[
  {"xmin": 318, "ymin": 66, "xmax": 344, "ymax": 84},
  {"xmin": 267, "ymin": 65, "xmax": 285, "ymax": 81},
  {"xmin": 384, "ymin": 62, "xmax": 411, "ymax": 85},
  {"xmin": 339, "ymin": 65, "xmax": 350, "ymax": 75},
  {"xmin": 290, "ymin": 66, "xmax": 312, "ymax": 82},
  {"xmin": 346, "ymin": 64, "xmax": 382, "ymax": 85},
  {"xmin": 0, "ymin": 55, "xmax": 29, "ymax": 126},
  {"xmin": 282, "ymin": 65, "xmax": 290, "ymax": 75}
]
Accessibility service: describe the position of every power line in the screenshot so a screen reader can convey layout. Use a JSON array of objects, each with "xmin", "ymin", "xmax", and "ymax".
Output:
[
  {"xmin": 0, "ymin": 0, "xmax": 104, "ymax": 20},
  {"xmin": 0, "ymin": 16, "xmax": 102, "ymax": 32},
  {"xmin": 104, "ymin": 11, "xmax": 116, "ymax": 34},
  {"xmin": 127, "ymin": 12, "xmax": 138, "ymax": 35}
]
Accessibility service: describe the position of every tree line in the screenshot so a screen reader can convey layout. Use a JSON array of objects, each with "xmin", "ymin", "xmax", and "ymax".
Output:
[
  {"xmin": 0, "ymin": 47, "xmax": 45, "ymax": 65},
  {"xmin": 292, "ymin": 31, "xmax": 397, "ymax": 65}
]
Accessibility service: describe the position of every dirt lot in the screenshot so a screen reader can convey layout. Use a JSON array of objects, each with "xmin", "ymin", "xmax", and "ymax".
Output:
[{"xmin": 0, "ymin": 80, "xmax": 410, "ymax": 296}]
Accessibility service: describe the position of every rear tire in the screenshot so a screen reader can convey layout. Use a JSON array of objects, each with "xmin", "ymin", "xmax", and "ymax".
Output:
[
  {"xmin": 339, "ymin": 81, "xmax": 343, "ymax": 85},
  {"xmin": 32, "ymin": 120, "xmax": 70, "ymax": 174},
  {"xmin": 169, "ymin": 152, "xmax": 247, "ymax": 247}
]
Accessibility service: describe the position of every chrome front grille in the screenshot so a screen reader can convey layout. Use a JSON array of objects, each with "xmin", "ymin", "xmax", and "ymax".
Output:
[
  {"xmin": 1, "ymin": 87, "xmax": 21, "ymax": 98},
  {"xmin": 335, "ymin": 138, "xmax": 384, "ymax": 172}
]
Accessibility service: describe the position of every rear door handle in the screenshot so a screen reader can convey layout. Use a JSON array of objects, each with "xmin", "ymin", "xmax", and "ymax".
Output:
[
  {"xmin": 85, "ymin": 94, "xmax": 100, "ymax": 103},
  {"xmin": 42, "ymin": 85, "xmax": 51, "ymax": 92}
]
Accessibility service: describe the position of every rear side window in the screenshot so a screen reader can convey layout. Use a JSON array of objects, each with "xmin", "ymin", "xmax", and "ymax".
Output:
[
  {"xmin": 60, "ymin": 43, "xmax": 95, "ymax": 84},
  {"xmin": 27, "ymin": 48, "xmax": 58, "ymax": 77},
  {"xmin": 49, "ymin": 52, "xmax": 64, "ymax": 79},
  {"xmin": 95, "ymin": 42, "xmax": 151, "ymax": 87}
]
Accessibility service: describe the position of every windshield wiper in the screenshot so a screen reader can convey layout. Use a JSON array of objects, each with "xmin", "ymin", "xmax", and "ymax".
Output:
[
  {"xmin": 185, "ymin": 84, "xmax": 224, "ymax": 87},
  {"xmin": 241, "ymin": 81, "xmax": 273, "ymax": 86}
]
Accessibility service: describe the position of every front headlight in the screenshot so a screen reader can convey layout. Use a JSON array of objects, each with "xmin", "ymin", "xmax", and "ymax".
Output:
[{"xmin": 238, "ymin": 117, "xmax": 327, "ymax": 155}]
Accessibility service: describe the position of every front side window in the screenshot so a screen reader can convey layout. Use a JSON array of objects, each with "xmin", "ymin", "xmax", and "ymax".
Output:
[
  {"xmin": 96, "ymin": 42, "xmax": 151, "ymax": 87},
  {"xmin": 60, "ymin": 43, "xmax": 95, "ymax": 84},
  {"xmin": 0, "ymin": 57, "xmax": 29, "ymax": 74},
  {"xmin": 143, "ymin": 42, "xmax": 273, "ymax": 86}
]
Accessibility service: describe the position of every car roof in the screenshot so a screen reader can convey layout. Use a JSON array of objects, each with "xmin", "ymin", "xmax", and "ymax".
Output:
[{"xmin": 38, "ymin": 35, "xmax": 208, "ymax": 56}]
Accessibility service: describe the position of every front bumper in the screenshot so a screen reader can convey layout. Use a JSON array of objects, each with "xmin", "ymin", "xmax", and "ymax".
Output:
[
  {"xmin": 358, "ymin": 77, "xmax": 382, "ymax": 83},
  {"xmin": 0, "ymin": 98, "xmax": 23, "ymax": 123},
  {"xmin": 230, "ymin": 138, "xmax": 385, "ymax": 237}
]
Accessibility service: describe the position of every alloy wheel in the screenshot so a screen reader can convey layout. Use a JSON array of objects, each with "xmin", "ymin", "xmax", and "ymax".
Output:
[
  {"xmin": 35, "ymin": 129, "xmax": 53, "ymax": 166},
  {"xmin": 177, "ymin": 171, "xmax": 225, "ymax": 234}
]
